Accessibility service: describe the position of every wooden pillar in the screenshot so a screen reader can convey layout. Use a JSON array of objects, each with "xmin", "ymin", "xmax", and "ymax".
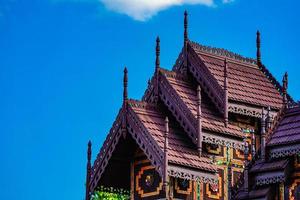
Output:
[
  {"xmin": 130, "ymin": 161, "xmax": 134, "ymax": 200},
  {"xmin": 228, "ymin": 162, "xmax": 232, "ymax": 200},
  {"xmin": 251, "ymin": 131, "xmax": 256, "ymax": 158},
  {"xmin": 197, "ymin": 85, "xmax": 202, "ymax": 157},
  {"xmin": 164, "ymin": 117, "xmax": 169, "ymax": 198},
  {"xmin": 224, "ymin": 58, "xmax": 229, "ymax": 127},
  {"xmin": 244, "ymin": 141, "xmax": 249, "ymax": 193},
  {"xmin": 266, "ymin": 106, "xmax": 272, "ymax": 130},
  {"xmin": 261, "ymin": 107, "xmax": 266, "ymax": 161},
  {"xmin": 85, "ymin": 141, "xmax": 92, "ymax": 200}
]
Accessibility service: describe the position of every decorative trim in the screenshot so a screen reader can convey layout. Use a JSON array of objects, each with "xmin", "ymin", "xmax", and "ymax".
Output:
[
  {"xmin": 255, "ymin": 174, "xmax": 285, "ymax": 186},
  {"xmin": 189, "ymin": 41, "xmax": 257, "ymax": 65},
  {"xmin": 89, "ymin": 109, "xmax": 124, "ymax": 191},
  {"xmin": 270, "ymin": 144, "xmax": 300, "ymax": 159},
  {"xmin": 202, "ymin": 132, "xmax": 244, "ymax": 150},
  {"xmin": 159, "ymin": 73, "xmax": 197, "ymax": 142},
  {"xmin": 168, "ymin": 165, "xmax": 218, "ymax": 185},
  {"xmin": 228, "ymin": 104, "xmax": 262, "ymax": 118},
  {"xmin": 188, "ymin": 45, "xmax": 225, "ymax": 114},
  {"xmin": 127, "ymin": 106, "xmax": 164, "ymax": 175}
]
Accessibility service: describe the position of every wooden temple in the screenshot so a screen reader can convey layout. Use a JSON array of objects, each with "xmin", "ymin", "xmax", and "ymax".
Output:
[{"xmin": 84, "ymin": 11, "xmax": 300, "ymax": 200}]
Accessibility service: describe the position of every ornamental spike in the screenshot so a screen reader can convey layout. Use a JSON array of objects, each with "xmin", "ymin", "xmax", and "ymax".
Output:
[
  {"xmin": 155, "ymin": 36, "xmax": 160, "ymax": 71},
  {"xmin": 184, "ymin": 10, "xmax": 188, "ymax": 44},
  {"xmin": 256, "ymin": 30, "xmax": 262, "ymax": 66},
  {"xmin": 85, "ymin": 140, "xmax": 92, "ymax": 200},
  {"xmin": 282, "ymin": 72, "xmax": 288, "ymax": 107},
  {"xmin": 123, "ymin": 67, "xmax": 128, "ymax": 103}
]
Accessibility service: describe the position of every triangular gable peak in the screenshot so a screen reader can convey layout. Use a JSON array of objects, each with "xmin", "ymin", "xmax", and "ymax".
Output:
[
  {"xmin": 89, "ymin": 99, "xmax": 218, "ymax": 193},
  {"xmin": 143, "ymin": 68, "xmax": 244, "ymax": 150},
  {"xmin": 174, "ymin": 40, "xmax": 291, "ymax": 118}
]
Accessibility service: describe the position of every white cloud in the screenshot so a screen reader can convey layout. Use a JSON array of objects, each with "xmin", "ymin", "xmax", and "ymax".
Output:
[
  {"xmin": 100, "ymin": 0, "xmax": 214, "ymax": 21},
  {"xmin": 222, "ymin": 0, "xmax": 234, "ymax": 3}
]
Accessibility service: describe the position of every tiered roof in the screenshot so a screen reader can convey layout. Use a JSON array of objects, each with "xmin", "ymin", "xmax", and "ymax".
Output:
[{"xmin": 85, "ymin": 11, "xmax": 296, "ymax": 199}]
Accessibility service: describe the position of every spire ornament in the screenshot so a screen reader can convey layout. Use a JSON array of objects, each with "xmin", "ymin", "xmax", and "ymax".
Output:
[
  {"xmin": 256, "ymin": 31, "xmax": 262, "ymax": 66},
  {"xmin": 282, "ymin": 72, "xmax": 288, "ymax": 107},
  {"xmin": 85, "ymin": 141, "xmax": 92, "ymax": 200},
  {"xmin": 184, "ymin": 10, "xmax": 188, "ymax": 44},
  {"xmin": 156, "ymin": 36, "xmax": 160, "ymax": 71},
  {"xmin": 123, "ymin": 67, "xmax": 128, "ymax": 104}
]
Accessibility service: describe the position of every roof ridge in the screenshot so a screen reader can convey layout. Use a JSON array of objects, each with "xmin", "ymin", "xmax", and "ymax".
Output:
[{"xmin": 189, "ymin": 40, "xmax": 257, "ymax": 65}]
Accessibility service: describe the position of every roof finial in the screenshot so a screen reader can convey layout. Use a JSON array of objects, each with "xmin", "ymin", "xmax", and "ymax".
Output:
[
  {"xmin": 197, "ymin": 85, "xmax": 202, "ymax": 157},
  {"xmin": 261, "ymin": 107, "xmax": 266, "ymax": 161},
  {"xmin": 224, "ymin": 58, "xmax": 229, "ymax": 128},
  {"xmin": 163, "ymin": 116, "xmax": 169, "ymax": 193},
  {"xmin": 256, "ymin": 30, "xmax": 262, "ymax": 66},
  {"xmin": 184, "ymin": 10, "xmax": 188, "ymax": 44},
  {"xmin": 85, "ymin": 140, "xmax": 92, "ymax": 200},
  {"xmin": 123, "ymin": 67, "xmax": 128, "ymax": 103},
  {"xmin": 155, "ymin": 36, "xmax": 160, "ymax": 71},
  {"xmin": 282, "ymin": 72, "xmax": 288, "ymax": 107}
]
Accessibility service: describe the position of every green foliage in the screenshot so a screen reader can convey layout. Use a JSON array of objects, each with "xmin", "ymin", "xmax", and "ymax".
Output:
[{"xmin": 91, "ymin": 186, "xmax": 130, "ymax": 200}]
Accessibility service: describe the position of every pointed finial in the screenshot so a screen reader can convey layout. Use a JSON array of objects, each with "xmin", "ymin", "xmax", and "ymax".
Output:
[
  {"xmin": 88, "ymin": 140, "xmax": 92, "ymax": 161},
  {"xmin": 184, "ymin": 10, "xmax": 188, "ymax": 43},
  {"xmin": 123, "ymin": 67, "xmax": 128, "ymax": 103},
  {"xmin": 256, "ymin": 30, "xmax": 261, "ymax": 66},
  {"xmin": 156, "ymin": 36, "xmax": 160, "ymax": 71},
  {"xmin": 282, "ymin": 72, "xmax": 288, "ymax": 106},
  {"xmin": 86, "ymin": 140, "xmax": 92, "ymax": 200}
]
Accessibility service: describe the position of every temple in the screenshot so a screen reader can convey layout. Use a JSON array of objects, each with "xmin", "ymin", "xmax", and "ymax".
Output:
[{"xmin": 85, "ymin": 11, "xmax": 300, "ymax": 200}]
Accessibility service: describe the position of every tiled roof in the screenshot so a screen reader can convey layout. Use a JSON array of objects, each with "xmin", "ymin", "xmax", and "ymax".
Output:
[
  {"xmin": 189, "ymin": 41, "xmax": 284, "ymax": 109},
  {"xmin": 268, "ymin": 106, "xmax": 300, "ymax": 146},
  {"xmin": 160, "ymin": 69, "xmax": 243, "ymax": 139},
  {"xmin": 128, "ymin": 99, "xmax": 217, "ymax": 173},
  {"xmin": 250, "ymin": 159, "xmax": 289, "ymax": 173}
]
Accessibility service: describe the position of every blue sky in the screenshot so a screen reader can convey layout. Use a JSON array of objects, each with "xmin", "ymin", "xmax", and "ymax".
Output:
[{"xmin": 1, "ymin": 0, "xmax": 299, "ymax": 199}]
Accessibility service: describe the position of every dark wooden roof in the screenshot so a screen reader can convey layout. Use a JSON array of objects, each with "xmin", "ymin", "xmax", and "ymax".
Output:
[
  {"xmin": 128, "ymin": 99, "xmax": 217, "ymax": 173},
  {"xmin": 160, "ymin": 69, "xmax": 243, "ymax": 139},
  {"xmin": 188, "ymin": 41, "xmax": 284, "ymax": 109},
  {"xmin": 269, "ymin": 105, "xmax": 300, "ymax": 146}
]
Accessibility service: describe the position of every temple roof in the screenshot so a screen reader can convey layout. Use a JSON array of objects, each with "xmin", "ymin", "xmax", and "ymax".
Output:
[
  {"xmin": 268, "ymin": 105, "xmax": 300, "ymax": 146},
  {"xmin": 128, "ymin": 99, "xmax": 217, "ymax": 173},
  {"xmin": 188, "ymin": 41, "xmax": 284, "ymax": 110},
  {"xmin": 160, "ymin": 69, "xmax": 243, "ymax": 139}
]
